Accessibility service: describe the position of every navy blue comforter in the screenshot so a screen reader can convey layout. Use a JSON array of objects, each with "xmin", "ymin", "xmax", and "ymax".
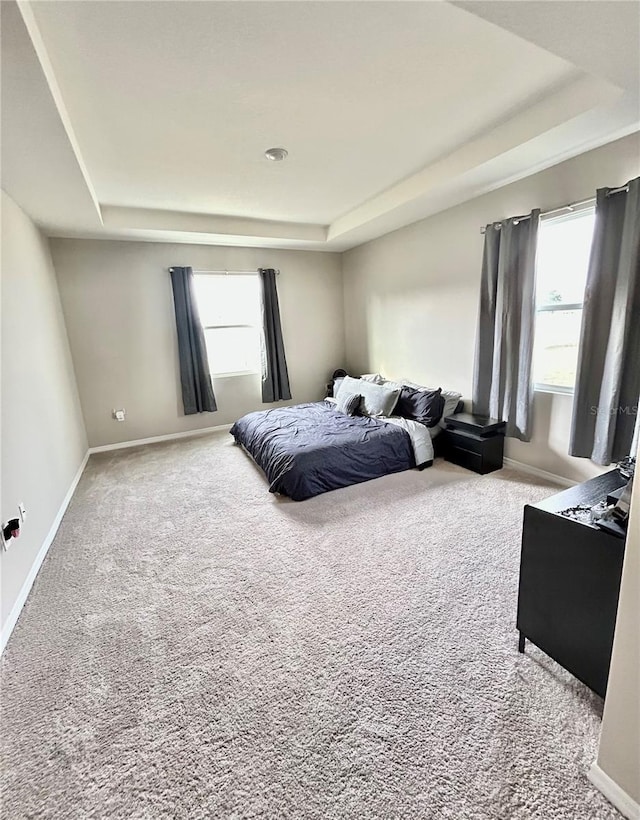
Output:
[{"xmin": 230, "ymin": 401, "xmax": 414, "ymax": 501}]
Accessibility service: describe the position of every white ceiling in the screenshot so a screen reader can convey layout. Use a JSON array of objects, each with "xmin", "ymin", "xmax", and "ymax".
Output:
[
  {"xmin": 0, "ymin": 1, "xmax": 102, "ymax": 236},
  {"xmin": 2, "ymin": 0, "xmax": 639, "ymax": 251}
]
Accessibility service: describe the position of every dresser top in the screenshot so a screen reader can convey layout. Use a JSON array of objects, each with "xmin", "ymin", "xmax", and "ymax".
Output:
[{"xmin": 532, "ymin": 469, "xmax": 628, "ymax": 515}]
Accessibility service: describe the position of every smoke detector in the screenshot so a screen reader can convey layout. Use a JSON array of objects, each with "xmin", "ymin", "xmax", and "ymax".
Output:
[{"xmin": 264, "ymin": 147, "xmax": 288, "ymax": 162}]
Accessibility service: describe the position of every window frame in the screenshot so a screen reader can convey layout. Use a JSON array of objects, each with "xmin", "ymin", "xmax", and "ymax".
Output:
[
  {"xmin": 194, "ymin": 274, "xmax": 262, "ymax": 378},
  {"xmin": 532, "ymin": 204, "xmax": 595, "ymax": 395}
]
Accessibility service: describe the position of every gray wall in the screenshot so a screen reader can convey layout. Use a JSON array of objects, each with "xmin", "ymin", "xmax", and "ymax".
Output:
[
  {"xmin": 1, "ymin": 191, "xmax": 87, "ymax": 634},
  {"xmin": 51, "ymin": 240, "xmax": 344, "ymax": 448},
  {"xmin": 342, "ymin": 132, "xmax": 640, "ymax": 483}
]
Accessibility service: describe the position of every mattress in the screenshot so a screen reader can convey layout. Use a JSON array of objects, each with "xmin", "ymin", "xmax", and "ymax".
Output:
[{"xmin": 230, "ymin": 400, "xmax": 425, "ymax": 501}]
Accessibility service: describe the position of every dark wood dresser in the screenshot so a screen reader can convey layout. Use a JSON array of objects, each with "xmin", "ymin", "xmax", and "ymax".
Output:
[
  {"xmin": 516, "ymin": 469, "xmax": 628, "ymax": 697},
  {"xmin": 443, "ymin": 413, "xmax": 506, "ymax": 474}
]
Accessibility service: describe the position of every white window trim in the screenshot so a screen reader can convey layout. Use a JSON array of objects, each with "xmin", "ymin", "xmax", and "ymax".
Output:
[
  {"xmin": 196, "ymin": 274, "xmax": 262, "ymax": 378},
  {"xmin": 212, "ymin": 370, "xmax": 260, "ymax": 379},
  {"xmin": 534, "ymin": 302, "xmax": 583, "ymax": 392},
  {"xmin": 202, "ymin": 322, "xmax": 261, "ymax": 378},
  {"xmin": 540, "ymin": 200, "xmax": 595, "ymax": 225},
  {"xmin": 533, "ymin": 205, "xmax": 595, "ymax": 395},
  {"xmin": 536, "ymin": 302, "xmax": 583, "ymax": 313},
  {"xmin": 534, "ymin": 383, "xmax": 575, "ymax": 396}
]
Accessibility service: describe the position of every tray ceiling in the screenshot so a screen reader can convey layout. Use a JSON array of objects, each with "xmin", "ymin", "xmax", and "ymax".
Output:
[{"xmin": 2, "ymin": 0, "xmax": 639, "ymax": 250}]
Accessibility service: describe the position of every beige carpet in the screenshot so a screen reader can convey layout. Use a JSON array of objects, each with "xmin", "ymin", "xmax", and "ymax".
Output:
[{"xmin": 1, "ymin": 431, "xmax": 619, "ymax": 819}]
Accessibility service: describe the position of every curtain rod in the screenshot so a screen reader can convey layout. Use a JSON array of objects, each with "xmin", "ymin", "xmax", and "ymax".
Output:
[
  {"xmin": 168, "ymin": 268, "xmax": 280, "ymax": 275},
  {"xmin": 479, "ymin": 185, "xmax": 629, "ymax": 234}
]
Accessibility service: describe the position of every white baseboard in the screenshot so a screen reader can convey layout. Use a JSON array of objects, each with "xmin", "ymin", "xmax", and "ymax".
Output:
[
  {"xmin": 1, "ymin": 425, "xmax": 232, "ymax": 653},
  {"xmin": 88, "ymin": 424, "xmax": 232, "ymax": 454},
  {"xmin": 588, "ymin": 762, "xmax": 640, "ymax": 820},
  {"xmin": 1, "ymin": 450, "xmax": 90, "ymax": 654},
  {"xmin": 503, "ymin": 457, "xmax": 576, "ymax": 488}
]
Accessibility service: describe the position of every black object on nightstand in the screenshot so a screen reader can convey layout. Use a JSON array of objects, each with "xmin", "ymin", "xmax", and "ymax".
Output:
[
  {"xmin": 516, "ymin": 470, "xmax": 627, "ymax": 698},
  {"xmin": 443, "ymin": 413, "xmax": 506, "ymax": 474}
]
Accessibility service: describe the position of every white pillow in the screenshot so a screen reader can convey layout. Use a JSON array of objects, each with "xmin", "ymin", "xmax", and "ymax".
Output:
[
  {"xmin": 332, "ymin": 377, "xmax": 345, "ymax": 397},
  {"xmin": 379, "ymin": 379, "xmax": 406, "ymax": 394},
  {"xmin": 360, "ymin": 373, "xmax": 385, "ymax": 384},
  {"xmin": 336, "ymin": 376, "xmax": 400, "ymax": 418},
  {"xmin": 335, "ymin": 375, "xmax": 361, "ymax": 401}
]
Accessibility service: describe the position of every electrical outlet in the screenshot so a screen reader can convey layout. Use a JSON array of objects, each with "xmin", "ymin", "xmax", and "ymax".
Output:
[
  {"xmin": 2, "ymin": 519, "xmax": 20, "ymax": 551},
  {"xmin": 18, "ymin": 503, "xmax": 27, "ymax": 523},
  {"xmin": 112, "ymin": 408, "xmax": 126, "ymax": 422}
]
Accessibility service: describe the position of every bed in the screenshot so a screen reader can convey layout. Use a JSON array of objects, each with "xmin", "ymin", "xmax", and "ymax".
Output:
[{"xmin": 230, "ymin": 374, "xmax": 463, "ymax": 501}]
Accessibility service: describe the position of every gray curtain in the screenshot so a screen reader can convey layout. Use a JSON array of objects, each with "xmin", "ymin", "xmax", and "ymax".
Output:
[
  {"xmin": 170, "ymin": 266, "xmax": 217, "ymax": 415},
  {"xmin": 259, "ymin": 268, "xmax": 291, "ymax": 403},
  {"xmin": 570, "ymin": 177, "xmax": 640, "ymax": 465},
  {"xmin": 472, "ymin": 210, "xmax": 540, "ymax": 441}
]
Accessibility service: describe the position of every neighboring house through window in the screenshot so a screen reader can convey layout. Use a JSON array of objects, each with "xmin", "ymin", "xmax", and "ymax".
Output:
[
  {"xmin": 533, "ymin": 205, "xmax": 596, "ymax": 393},
  {"xmin": 193, "ymin": 274, "xmax": 261, "ymax": 377}
]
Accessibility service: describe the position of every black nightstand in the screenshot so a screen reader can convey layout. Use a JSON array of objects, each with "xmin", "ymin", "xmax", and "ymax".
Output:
[{"xmin": 443, "ymin": 413, "xmax": 506, "ymax": 474}]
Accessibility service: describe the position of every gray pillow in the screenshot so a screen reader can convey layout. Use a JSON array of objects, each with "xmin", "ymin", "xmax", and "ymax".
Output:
[
  {"xmin": 337, "ymin": 376, "xmax": 399, "ymax": 417},
  {"xmin": 396, "ymin": 386, "xmax": 445, "ymax": 427},
  {"xmin": 403, "ymin": 380, "xmax": 462, "ymax": 419}
]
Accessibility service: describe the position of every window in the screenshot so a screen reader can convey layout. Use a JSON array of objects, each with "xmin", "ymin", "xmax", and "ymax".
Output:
[
  {"xmin": 193, "ymin": 274, "xmax": 261, "ymax": 377},
  {"xmin": 533, "ymin": 207, "xmax": 595, "ymax": 393}
]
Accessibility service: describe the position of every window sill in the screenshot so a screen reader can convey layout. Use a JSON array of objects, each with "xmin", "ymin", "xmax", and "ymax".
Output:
[
  {"xmin": 211, "ymin": 370, "xmax": 260, "ymax": 379},
  {"xmin": 534, "ymin": 384, "xmax": 574, "ymax": 397}
]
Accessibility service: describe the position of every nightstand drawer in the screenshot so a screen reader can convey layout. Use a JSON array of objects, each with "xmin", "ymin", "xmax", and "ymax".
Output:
[
  {"xmin": 447, "ymin": 430, "xmax": 484, "ymax": 455},
  {"xmin": 443, "ymin": 429, "xmax": 504, "ymax": 474},
  {"xmin": 446, "ymin": 444, "xmax": 484, "ymax": 473}
]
